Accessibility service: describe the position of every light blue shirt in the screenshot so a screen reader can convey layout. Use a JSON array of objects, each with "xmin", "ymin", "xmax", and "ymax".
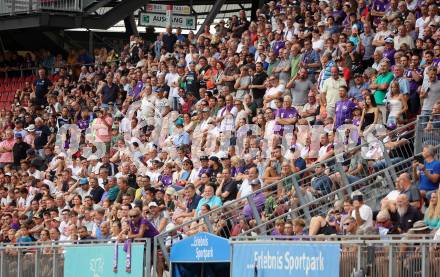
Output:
[
  {"xmin": 173, "ymin": 131, "xmax": 190, "ymax": 146},
  {"xmin": 195, "ymin": 196, "xmax": 223, "ymax": 215}
]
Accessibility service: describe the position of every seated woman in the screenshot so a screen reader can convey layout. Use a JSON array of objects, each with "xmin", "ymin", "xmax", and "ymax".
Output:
[
  {"xmin": 186, "ymin": 204, "xmax": 211, "ymax": 236},
  {"xmin": 308, "ymin": 209, "xmax": 340, "ymax": 236},
  {"xmin": 424, "ymin": 190, "xmax": 439, "ymax": 229}
]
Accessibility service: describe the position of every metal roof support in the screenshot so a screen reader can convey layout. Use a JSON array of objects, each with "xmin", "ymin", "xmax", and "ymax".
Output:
[
  {"xmin": 196, "ymin": 0, "xmax": 226, "ymax": 36},
  {"xmin": 124, "ymin": 14, "xmax": 138, "ymax": 36},
  {"xmin": 251, "ymin": 0, "xmax": 264, "ymax": 21}
]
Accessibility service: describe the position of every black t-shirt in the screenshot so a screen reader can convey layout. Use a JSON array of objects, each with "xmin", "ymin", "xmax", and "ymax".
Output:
[
  {"xmin": 102, "ymin": 83, "xmax": 119, "ymax": 104},
  {"xmin": 187, "ymin": 194, "xmax": 202, "ymax": 212},
  {"xmin": 397, "ymin": 206, "xmax": 423, "ymax": 233},
  {"xmin": 90, "ymin": 186, "xmax": 105, "ymax": 204},
  {"xmin": 221, "ymin": 179, "xmax": 238, "ymax": 202},
  {"xmin": 12, "ymin": 141, "xmax": 31, "ymax": 165},
  {"xmin": 162, "ymin": 33, "xmax": 177, "ymax": 53},
  {"xmin": 252, "ymin": 72, "xmax": 268, "ymax": 100},
  {"xmin": 34, "ymin": 78, "xmax": 52, "ymax": 105},
  {"xmin": 34, "ymin": 125, "xmax": 51, "ymax": 150}
]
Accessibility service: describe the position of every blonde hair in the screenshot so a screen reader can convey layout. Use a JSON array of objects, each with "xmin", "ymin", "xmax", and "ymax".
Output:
[{"xmin": 432, "ymin": 191, "xmax": 440, "ymax": 219}]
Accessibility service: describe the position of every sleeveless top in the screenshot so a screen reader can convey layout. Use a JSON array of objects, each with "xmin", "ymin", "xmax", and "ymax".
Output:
[
  {"xmin": 361, "ymin": 112, "xmax": 375, "ymax": 130},
  {"xmin": 388, "ymin": 97, "xmax": 402, "ymax": 118}
]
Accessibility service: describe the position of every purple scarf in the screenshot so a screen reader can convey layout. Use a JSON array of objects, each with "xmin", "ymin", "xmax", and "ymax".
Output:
[{"xmin": 113, "ymin": 239, "xmax": 132, "ymax": 273}]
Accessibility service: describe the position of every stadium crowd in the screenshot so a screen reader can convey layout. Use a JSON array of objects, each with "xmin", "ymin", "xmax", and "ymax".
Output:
[{"xmin": 0, "ymin": 0, "xmax": 440, "ymax": 255}]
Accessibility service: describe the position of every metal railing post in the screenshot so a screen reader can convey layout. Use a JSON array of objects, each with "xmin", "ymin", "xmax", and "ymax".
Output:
[
  {"xmin": 152, "ymin": 237, "xmax": 157, "ymax": 277},
  {"xmin": 145, "ymin": 239, "xmax": 151, "ymax": 277},
  {"xmin": 246, "ymin": 194, "xmax": 266, "ymax": 234},
  {"xmin": 203, "ymin": 215, "xmax": 214, "ymax": 233},
  {"xmin": 421, "ymin": 244, "xmax": 426, "ymax": 277},
  {"xmin": 0, "ymin": 248, "xmax": 3, "ymax": 277},
  {"xmin": 388, "ymin": 244, "xmax": 393, "ymax": 277},
  {"xmin": 357, "ymin": 244, "xmax": 361, "ymax": 271},
  {"xmin": 158, "ymin": 237, "xmax": 169, "ymax": 265},
  {"xmin": 34, "ymin": 249, "xmax": 39, "ymax": 277},
  {"xmin": 383, "ymin": 168, "xmax": 395, "ymax": 191},
  {"xmin": 414, "ymin": 116, "xmax": 422, "ymax": 153},
  {"xmin": 52, "ymin": 246, "xmax": 56, "ymax": 277},
  {"xmin": 335, "ymin": 162, "xmax": 351, "ymax": 197},
  {"xmin": 381, "ymin": 141, "xmax": 398, "ymax": 182},
  {"xmin": 17, "ymin": 248, "xmax": 21, "ymax": 277},
  {"xmin": 291, "ymin": 175, "xmax": 311, "ymax": 221}
]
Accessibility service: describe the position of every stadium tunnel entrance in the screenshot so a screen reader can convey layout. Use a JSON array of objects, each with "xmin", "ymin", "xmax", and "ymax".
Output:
[{"xmin": 169, "ymin": 232, "xmax": 230, "ymax": 277}]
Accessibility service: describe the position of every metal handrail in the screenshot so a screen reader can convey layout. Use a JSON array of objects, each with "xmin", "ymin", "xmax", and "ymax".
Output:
[
  {"xmin": 155, "ymin": 120, "xmax": 417, "ymax": 239},
  {"xmin": 0, "ymin": 238, "xmax": 149, "ymax": 249},
  {"xmin": 240, "ymin": 142, "xmax": 440, "ymax": 236}
]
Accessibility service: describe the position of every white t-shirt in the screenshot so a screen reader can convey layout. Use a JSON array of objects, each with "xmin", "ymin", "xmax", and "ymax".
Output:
[
  {"xmin": 267, "ymin": 84, "xmax": 285, "ymax": 109},
  {"xmin": 312, "ymin": 38, "xmax": 324, "ymax": 52},
  {"xmin": 351, "ymin": 204, "xmax": 373, "ymax": 230},
  {"xmin": 165, "ymin": 72, "xmax": 180, "ymax": 98}
]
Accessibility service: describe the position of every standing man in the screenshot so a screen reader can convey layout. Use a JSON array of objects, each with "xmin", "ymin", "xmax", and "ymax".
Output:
[
  {"xmin": 32, "ymin": 68, "xmax": 53, "ymax": 106},
  {"xmin": 321, "ymin": 66, "xmax": 347, "ymax": 118}
]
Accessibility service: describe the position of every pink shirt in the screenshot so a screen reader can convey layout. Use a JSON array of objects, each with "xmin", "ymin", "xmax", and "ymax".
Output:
[
  {"xmin": 93, "ymin": 116, "xmax": 113, "ymax": 143},
  {"xmin": 0, "ymin": 139, "xmax": 15, "ymax": 163}
]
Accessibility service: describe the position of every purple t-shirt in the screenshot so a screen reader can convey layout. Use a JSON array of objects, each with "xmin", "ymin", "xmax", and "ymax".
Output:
[
  {"xmin": 77, "ymin": 119, "xmax": 89, "ymax": 131},
  {"xmin": 383, "ymin": 48, "xmax": 396, "ymax": 65},
  {"xmin": 130, "ymin": 217, "xmax": 159, "ymax": 238},
  {"xmin": 274, "ymin": 107, "xmax": 298, "ymax": 135},
  {"xmin": 243, "ymin": 192, "xmax": 266, "ymax": 219},
  {"xmin": 335, "ymin": 99, "xmax": 356, "ymax": 128},
  {"xmin": 372, "ymin": 0, "xmax": 389, "ymax": 25},
  {"xmin": 405, "ymin": 68, "xmax": 423, "ymax": 94},
  {"xmin": 160, "ymin": 175, "xmax": 172, "ymax": 186},
  {"xmin": 272, "ymin": 40, "xmax": 285, "ymax": 56},
  {"xmin": 131, "ymin": 80, "xmax": 143, "ymax": 99}
]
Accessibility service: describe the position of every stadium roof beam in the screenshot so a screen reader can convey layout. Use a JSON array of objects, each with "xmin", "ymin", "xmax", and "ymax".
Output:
[
  {"xmin": 0, "ymin": 0, "xmax": 149, "ymax": 31},
  {"xmin": 196, "ymin": 0, "xmax": 226, "ymax": 36},
  {"xmin": 84, "ymin": 0, "xmax": 114, "ymax": 14},
  {"xmin": 124, "ymin": 15, "xmax": 139, "ymax": 36}
]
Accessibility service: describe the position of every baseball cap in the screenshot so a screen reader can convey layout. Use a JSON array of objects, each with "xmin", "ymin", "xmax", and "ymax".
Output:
[
  {"xmin": 79, "ymin": 178, "xmax": 89, "ymax": 185},
  {"xmin": 384, "ymin": 37, "xmax": 394, "ymax": 44},
  {"xmin": 200, "ymin": 155, "xmax": 209, "ymax": 161},
  {"xmin": 15, "ymin": 133, "xmax": 23, "ymax": 139},
  {"xmin": 148, "ymin": 202, "xmax": 158, "ymax": 208},
  {"xmin": 165, "ymin": 187, "xmax": 177, "ymax": 196},
  {"xmin": 250, "ymin": 179, "xmax": 261, "ymax": 186}
]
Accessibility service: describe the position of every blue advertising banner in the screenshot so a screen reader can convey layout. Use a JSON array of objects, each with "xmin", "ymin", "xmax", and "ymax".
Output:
[
  {"xmin": 232, "ymin": 243, "xmax": 340, "ymax": 277},
  {"xmin": 64, "ymin": 243, "xmax": 144, "ymax": 277},
  {"xmin": 170, "ymin": 232, "xmax": 230, "ymax": 263}
]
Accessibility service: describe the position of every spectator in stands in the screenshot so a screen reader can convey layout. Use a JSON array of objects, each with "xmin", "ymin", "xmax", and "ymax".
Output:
[
  {"xmin": 32, "ymin": 68, "xmax": 52, "ymax": 106},
  {"xmin": 308, "ymin": 209, "xmax": 339, "ymax": 236},
  {"xmin": 242, "ymin": 179, "xmax": 265, "ymax": 220},
  {"xmin": 351, "ymin": 194, "xmax": 373, "ymax": 232},
  {"xmin": 321, "ymin": 66, "xmax": 347, "ymax": 118},
  {"xmin": 413, "ymin": 145, "xmax": 440, "ymax": 200},
  {"xmin": 395, "ymin": 194, "xmax": 423, "ymax": 233},
  {"xmin": 398, "ymin": 173, "xmax": 421, "ymax": 208},
  {"xmin": 424, "ymin": 190, "xmax": 438, "ymax": 229},
  {"xmin": 342, "ymin": 216, "xmax": 358, "ymax": 235},
  {"xmin": 195, "ymin": 184, "xmax": 222, "ymax": 216}
]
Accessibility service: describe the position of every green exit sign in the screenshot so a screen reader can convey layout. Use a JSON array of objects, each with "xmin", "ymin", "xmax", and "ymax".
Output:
[{"xmin": 143, "ymin": 15, "xmax": 150, "ymax": 23}]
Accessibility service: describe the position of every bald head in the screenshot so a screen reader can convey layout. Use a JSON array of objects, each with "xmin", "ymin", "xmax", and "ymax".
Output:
[{"xmin": 399, "ymin": 173, "xmax": 411, "ymax": 188}]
